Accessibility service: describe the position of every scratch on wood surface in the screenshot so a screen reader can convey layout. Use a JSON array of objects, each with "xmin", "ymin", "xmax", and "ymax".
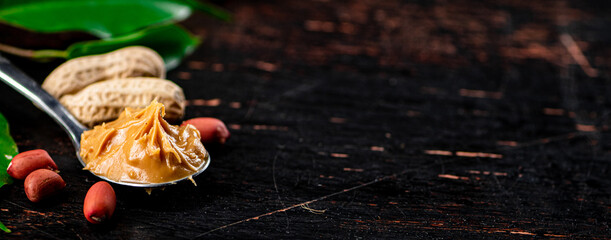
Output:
[
  {"xmin": 370, "ymin": 146, "xmax": 384, "ymax": 152},
  {"xmin": 544, "ymin": 233, "xmax": 569, "ymax": 237},
  {"xmin": 331, "ymin": 153, "xmax": 349, "ymax": 158},
  {"xmin": 229, "ymin": 102, "xmax": 241, "ymax": 109},
  {"xmin": 194, "ymin": 170, "xmax": 406, "ymax": 238},
  {"xmin": 186, "ymin": 98, "xmax": 221, "ymax": 107},
  {"xmin": 271, "ymin": 152, "xmax": 291, "ymax": 233},
  {"xmin": 343, "ymin": 168, "xmax": 364, "ymax": 172},
  {"xmin": 440, "ymin": 203, "xmax": 463, "ymax": 208},
  {"xmin": 455, "ymin": 151, "xmax": 503, "ymax": 159},
  {"xmin": 3, "ymin": 199, "xmax": 27, "ymax": 210},
  {"xmin": 24, "ymin": 209, "xmax": 53, "ymax": 216},
  {"xmin": 438, "ymin": 174, "xmax": 460, "ymax": 180},
  {"xmin": 575, "ymin": 124, "xmax": 596, "ymax": 132},
  {"xmin": 71, "ymin": 229, "xmax": 84, "ymax": 240},
  {"xmin": 438, "ymin": 174, "xmax": 469, "ymax": 180},
  {"xmin": 30, "ymin": 226, "xmax": 62, "ymax": 240},
  {"xmin": 543, "ymin": 108, "xmax": 565, "ymax": 116},
  {"xmin": 341, "ymin": 218, "xmax": 567, "ymax": 237},
  {"xmin": 510, "ymin": 231, "xmax": 536, "ymax": 236},
  {"xmin": 459, "ymin": 89, "xmax": 503, "ymax": 99},
  {"xmin": 560, "ymin": 33, "xmax": 598, "ymax": 77},
  {"xmin": 468, "ymin": 170, "xmax": 508, "ymax": 176},
  {"xmin": 301, "ymin": 204, "xmax": 326, "ymax": 214},
  {"xmin": 424, "ymin": 150, "xmax": 453, "ymax": 156},
  {"xmin": 127, "ymin": 217, "xmax": 188, "ymax": 234},
  {"xmin": 255, "ymin": 61, "xmax": 278, "ymax": 72},
  {"xmin": 497, "ymin": 132, "xmax": 583, "ymax": 150},
  {"xmin": 499, "ymin": 44, "xmax": 560, "ymax": 66},
  {"xmin": 424, "ymin": 150, "xmax": 502, "ymax": 159},
  {"xmin": 496, "ymin": 141, "xmax": 518, "ymax": 147}
]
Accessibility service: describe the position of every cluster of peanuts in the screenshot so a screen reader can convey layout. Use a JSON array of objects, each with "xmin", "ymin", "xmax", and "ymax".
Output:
[
  {"xmin": 7, "ymin": 149, "xmax": 115, "ymax": 224},
  {"xmin": 41, "ymin": 46, "xmax": 185, "ymax": 127},
  {"xmin": 5, "ymin": 46, "xmax": 233, "ymax": 226},
  {"xmin": 43, "ymin": 46, "xmax": 231, "ymax": 144},
  {"xmin": 40, "ymin": 46, "xmax": 230, "ymax": 144}
]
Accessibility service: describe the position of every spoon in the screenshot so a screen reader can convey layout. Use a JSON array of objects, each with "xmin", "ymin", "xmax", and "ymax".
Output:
[{"xmin": 0, "ymin": 54, "xmax": 210, "ymax": 188}]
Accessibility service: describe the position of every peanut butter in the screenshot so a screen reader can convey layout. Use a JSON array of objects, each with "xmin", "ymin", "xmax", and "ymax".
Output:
[{"xmin": 80, "ymin": 100, "xmax": 208, "ymax": 184}]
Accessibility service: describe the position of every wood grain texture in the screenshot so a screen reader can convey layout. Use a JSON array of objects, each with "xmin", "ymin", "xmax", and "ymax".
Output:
[{"xmin": 0, "ymin": 0, "xmax": 610, "ymax": 238}]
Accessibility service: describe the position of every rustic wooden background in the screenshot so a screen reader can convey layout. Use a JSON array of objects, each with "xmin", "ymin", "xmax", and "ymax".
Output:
[{"xmin": 1, "ymin": 0, "xmax": 610, "ymax": 238}]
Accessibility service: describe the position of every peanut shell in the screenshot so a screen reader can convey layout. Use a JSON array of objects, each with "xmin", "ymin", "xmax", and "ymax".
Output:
[
  {"xmin": 42, "ymin": 46, "xmax": 165, "ymax": 98},
  {"xmin": 59, "ymin": 77, "xmax": 185, "ymax": 126}
]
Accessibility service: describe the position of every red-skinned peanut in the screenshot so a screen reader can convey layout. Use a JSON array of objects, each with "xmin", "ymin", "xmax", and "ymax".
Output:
[
  {"xmin": 83, "ymin": 181, "xmax": 116, "ymax": 224},
  {"xmin": 182, "ymin": 117, "xmax": 230, "ymax": 144},
  {"xmin": 24, "ymin": 169, "xmax": 65, "ymax": 203},
  {"xmin": 7, "ymin": 149, "xmax": 58, "ymax": 180}
]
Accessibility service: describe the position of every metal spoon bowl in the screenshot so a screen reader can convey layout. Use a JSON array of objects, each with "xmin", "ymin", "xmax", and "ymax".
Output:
[{"xmin": 0, "ymin": 54, "xmax": 210, "ymax": 188}]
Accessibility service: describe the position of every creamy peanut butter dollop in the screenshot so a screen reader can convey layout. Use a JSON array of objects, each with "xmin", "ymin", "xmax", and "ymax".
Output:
[{"xmin": 80, "ymin": 100, "xmax": 208, "ymax": 184}]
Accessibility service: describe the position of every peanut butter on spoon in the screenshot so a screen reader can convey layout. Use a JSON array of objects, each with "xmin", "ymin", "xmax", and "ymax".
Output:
[{"xmin": 80, "ymin": 100, "xmax": 208, "ymax": 184}]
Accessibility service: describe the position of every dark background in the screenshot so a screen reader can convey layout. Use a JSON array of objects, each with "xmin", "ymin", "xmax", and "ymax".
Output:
[{"xmin": 1, "ymin": 0, "xmax": 610, "ymax": 238}]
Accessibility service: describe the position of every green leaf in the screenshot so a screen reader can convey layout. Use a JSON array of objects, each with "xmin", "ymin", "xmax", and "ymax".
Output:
[
  {"xmin": 0, "ymin": 220, "xmax": 10, "ymax": 233},
  {"xmin": 65, "ymin": 23, "xmax": 200, "ymax": 69},
  {"xmin": 182, "ymin": 0, "xmax": 232, "ymax": 22},
  {"xmin": 0, "ymin": 112, "xmax": 18, "ymax": 189},
  {"xmin": 0, "ymin": 23, "xmax": 200, "ymax": 69},
  {"xmin": 0, "ymin": 0, "xmax": 230, "ymax": 38}
]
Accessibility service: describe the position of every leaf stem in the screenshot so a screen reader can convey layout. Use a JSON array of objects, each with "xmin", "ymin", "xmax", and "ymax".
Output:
[
  {"xmin": 0, "ymin": 42, "xmax": 35, "ymax": 58},
  {"xmin": 0, "ymin": 43, "xmax": 67, "ymax": 59},
  {"xmin": 33, "ymin": 49, "xmax": 68, "ymax": 59}
]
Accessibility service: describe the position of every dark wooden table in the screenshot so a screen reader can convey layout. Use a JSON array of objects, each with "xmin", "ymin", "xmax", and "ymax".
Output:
[{"xmin": 1, "ymin": 0, "xmax": 610, "ymax": 238}]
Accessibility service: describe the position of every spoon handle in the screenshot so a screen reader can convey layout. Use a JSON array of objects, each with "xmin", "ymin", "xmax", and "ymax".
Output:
[{"xmin": 0, "ymin": 54, "xmax": 86, "ymax": 150}]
